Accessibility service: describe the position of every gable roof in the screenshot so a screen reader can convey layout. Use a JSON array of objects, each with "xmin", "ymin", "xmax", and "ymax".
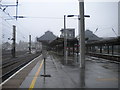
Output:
[
  {"xmin": 85, "ymin": 30, "xmax": 100, "ymax": 41},
  {"xmin": 37, "ymin": 31, "xmax": 57, "ymax": 43}
]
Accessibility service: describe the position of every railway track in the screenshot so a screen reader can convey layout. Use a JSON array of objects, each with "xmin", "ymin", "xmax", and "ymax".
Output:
[
  {"xmin": 1, "ymin": 52, "xmax": 41, "ymax": 82},
  {"xmin": 1, "ymin": 51, "xmax": 28, "ymax": 69},
  {"xmin": 2, "ymin": 50, "xmax": 27, "ymax": 61},
  {"xmin": 2, "ymin": 53, "xmax": 28, "ymax": 69},
  {"xmin": 86, "ymin": 53, "xmax": 120, "ymax": 62}
]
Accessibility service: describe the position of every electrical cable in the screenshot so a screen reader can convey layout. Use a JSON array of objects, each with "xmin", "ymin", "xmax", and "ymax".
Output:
[
  {"xmin": 94, "ymin": 28, "xmax": 98, "ymax": 34},
  {"xmin": 112, "ymin": 28, "xmax": 117, "ymax": 36},
  {"xmin": 2, "ymin": 23, "xmax": 12, "ymax": 29}
]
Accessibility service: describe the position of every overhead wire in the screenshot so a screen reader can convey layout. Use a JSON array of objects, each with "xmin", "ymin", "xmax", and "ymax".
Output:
[
  {"xmin": 14, "ymin": 21, "xmax": 29, "ymax": 39},
  {"xmin": 2, "ymin": 19, "xmax": 29, "ymax": 42},
  {"xmin": 94, "ymin": 28, "xmax": 98, "ymax": 34},
  {"xmin": 2, "ymin": 16, "xmax": 13, "ymax": 39},
  {"xmin": 112, "ymin": 28, "xmax": 117, "ymax": 36},
  {"xmin": 1, "ymin": 13, "xmax": 26, "ymax": 43},
  {"xmin": 1, "ymin": 0, "xmax": 29, "ymax": 51},
  {"xmin": 2, "ymin": 16, "xmax": 13, "ymax": 26},
  {"xmin": 16, "ymin": 30, "xmax": 27, "ymax": 41},
  {"xmin": 2, "ymin": 23, "xmax": 12, "ymax": 29},
  {"xmin": 13, "ymin": 20, "xmax": 30, "ymax": 36},
  {"xmin": 15, "ymin": 16, "xmax": 79, "ymax": 20},
  {"xmin": 0, "ymin": 1, "xmax": 77, "ymax": 42},
  {"xmin": 1, "ymin": 11, "xmax": 27, "ymax": 40},
  {"xmin": 2, "ymin": 26, "xmax": 12, "ymax": 39}
]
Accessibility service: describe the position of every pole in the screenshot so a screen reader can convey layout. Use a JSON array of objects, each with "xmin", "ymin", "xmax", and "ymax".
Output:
[
  {"xmin": 16, "ymin": 0, "xmax": 18, "ymax": 20},
  {"xmin": 44, "ymin": 57, "xmax": 46, "ymax": 76},
  {"xmin": 64, "ymin": 15, "xmax": 67, "ymax": 64},
  {"xmin": 12, "ymin": 25, "xmax": 16, "ymax": 58},
  {"xmin": 29, "ymin": 35, "xmax": 31, "ymax": 54},
  {"xmin": 119, "ymin": 2, "xmax": 120, "ymax": 37},
  {"xmin": 79, "ymin": 0, "xmax": 85, "ymax": 87}
]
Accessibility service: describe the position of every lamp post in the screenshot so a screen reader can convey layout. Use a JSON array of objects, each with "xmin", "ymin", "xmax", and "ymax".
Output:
[
  {"xmin": 64, "ymin": 15, "xmax": 68, "ymax": 65},
  {"xmin": 67, "ymin": 15, "xmax": 90, "ymax": 67},
  {"xmin": 67, "ymin": 15, "xmax": 90, "ymax": 18},
  {"xmin": 79, "ymin": 1, "xmax": 85, "ymax": 87},
  {"xmin": 67, "ymin": 1, "xmax": 90, "ymax": 87}
]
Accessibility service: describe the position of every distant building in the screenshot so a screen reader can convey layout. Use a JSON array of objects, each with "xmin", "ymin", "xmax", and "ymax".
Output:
[
  {"xmin": 85, "ymin": 30, "xmax": 100, "ymax": 41},
  {"xmin": 37, "ymin": 31, "xmax": 57, "ymax": 43},
  {"xmin": 2, "ymin": 42, "xmax": 11, "ymax": 50},
  {"xmin": 60, "ymin": 28, "xmax": 75, "ymax": 39},
  {"xmin": 76, "ymin": 29, "xmax": 100, "ymax": 42}
]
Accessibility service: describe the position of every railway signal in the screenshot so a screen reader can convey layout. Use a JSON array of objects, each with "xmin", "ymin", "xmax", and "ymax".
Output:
[
  {"xmin": 11, "ymin": 25, "xmax": 16, "ymax": 58},
  {"xmin": 29, "ymin": 35, "xmax": 31, "ymax": 54}
]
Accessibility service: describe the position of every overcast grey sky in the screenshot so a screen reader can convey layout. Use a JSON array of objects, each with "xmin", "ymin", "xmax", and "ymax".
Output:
[{"xmin": 1, "ymin": 0, "xmax": 119, "ymax": 42}]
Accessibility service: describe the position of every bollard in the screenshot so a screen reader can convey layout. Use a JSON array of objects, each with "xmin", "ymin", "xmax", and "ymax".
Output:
[
  {"xmin": 44, "ymin": 58, "xmax": 46, "ymax": 76},
  {"xmin": 40, "ymin": 51, "xmax": 51, "ymax": 83}
]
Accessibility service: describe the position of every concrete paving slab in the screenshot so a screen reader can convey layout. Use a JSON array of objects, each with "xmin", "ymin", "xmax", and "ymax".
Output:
[{"xmin": 19, "ymin": 53, "xmax": 118, "ymax": 89}]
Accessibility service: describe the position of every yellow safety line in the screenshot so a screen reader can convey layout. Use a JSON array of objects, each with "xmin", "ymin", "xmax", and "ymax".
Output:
[{"xmin": 29, "ymin": 60, "xmax": 44, "ymax": 90}]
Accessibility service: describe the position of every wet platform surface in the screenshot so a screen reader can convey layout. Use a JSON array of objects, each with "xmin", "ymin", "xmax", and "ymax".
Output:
[
  {"xmin": 19, "ymin": 53, "xmax": 118, "ymax": 88},
  {"xmin": 20, "ymin": 55, "xmax": 80, "ymax": 88}
]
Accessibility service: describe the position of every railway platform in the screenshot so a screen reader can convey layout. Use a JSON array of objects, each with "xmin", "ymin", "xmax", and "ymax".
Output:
[{"xmin": 1, "ymin": 52, "xmax": 119, "ymax": 89}]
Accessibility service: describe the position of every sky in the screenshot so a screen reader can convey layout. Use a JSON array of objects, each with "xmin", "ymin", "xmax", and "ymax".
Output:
[{"xmin": 1, "ymin": 0, "xmax": 119, "ymax": 42}]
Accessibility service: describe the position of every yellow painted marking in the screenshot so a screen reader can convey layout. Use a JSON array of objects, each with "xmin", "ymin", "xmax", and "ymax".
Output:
[
  {"xmin": 96, "ymin": 77, "xmax": 118, "ymax": 81},
  {"xmin": 29, "ymin": 60, "xmax": 44, "ymax": 90}
]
